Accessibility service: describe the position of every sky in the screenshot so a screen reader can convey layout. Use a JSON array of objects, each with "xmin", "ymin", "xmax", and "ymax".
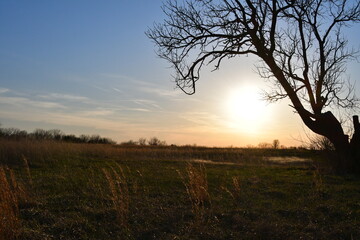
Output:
[{"xmin": 0, "ymin": 0, "xmax": 359, "ymax": 147}]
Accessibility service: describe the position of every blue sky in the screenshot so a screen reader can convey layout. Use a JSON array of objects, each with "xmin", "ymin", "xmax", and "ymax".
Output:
[{"xmin": 0, "ymin": 1, "xmax": 359, "ymax": 146}]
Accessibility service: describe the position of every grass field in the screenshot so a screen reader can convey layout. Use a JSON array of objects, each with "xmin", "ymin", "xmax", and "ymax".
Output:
[{"xmin": 1, "ymin": 139, "xmax": 359, "ymax": 239}]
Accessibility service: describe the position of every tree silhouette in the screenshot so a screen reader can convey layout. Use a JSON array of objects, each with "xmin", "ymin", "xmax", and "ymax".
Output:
[
  {"xmin": 272, "ymin": 139, "xmax": 280, "ymax": 149},
  {"xmin": 147, "ymin": 0, "xmax": 360, "ymax": 171}
]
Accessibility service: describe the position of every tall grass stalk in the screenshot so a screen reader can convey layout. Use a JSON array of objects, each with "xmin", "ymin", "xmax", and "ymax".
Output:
[
  {"xmin": 223, "ymin": 176, "xmax": 241, "ymax": 201},
  {"xmin": 179, "ymin": 163, "xmax": 211, "ymax": 221},
  {"xmin": 102, "ymin": 165, "xmax": 130, "ymax": 230},
  {"xmin": 21, "ymin": 155, "xmax": 33, "ymax": 186},
  {"xmin": 0, "ymin": 166, "xmax": 21, "ymax": 240},
  {"xmin": 312, "ymin": 164, "xmax": 325, "ymax": 196}
]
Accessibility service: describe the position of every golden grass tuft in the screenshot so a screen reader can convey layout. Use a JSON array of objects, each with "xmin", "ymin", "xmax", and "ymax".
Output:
[
  {"xmin": 226, "ymin": 176, "xmax": 241, "ymax": 200},
  {"xmin": 179, "ymin": 163, "xmax": 211, "ymax": 221},
  {"xmin": 102, "ymin": 164, "xmax": 130, "ymax": 230},
  {"xmin": 21, "ymin": 155, "xmax": 33, "ymax": 187},
  {"xmin": 312, "ymin": 164, "xmax": 325, "ymax": 196},
  {"xmin": 221, "ymin": 176, "xmax": 243, "ymax": 208},
  {"xmin": 0, "ymin": 166, "xmax": 21, "ymax": 240}
]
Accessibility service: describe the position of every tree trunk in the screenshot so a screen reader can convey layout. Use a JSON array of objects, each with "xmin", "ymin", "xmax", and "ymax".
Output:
[
  {"xmin": 350, "ymin": 115, "xmax": 360, "ymax": 172},
  {"xmin": 303, "ymin": 112, "xmax": 360, "ymax": 172},
  {"xmin": 317, "ymin": 114, "xmax": 360, "ymax": 173},
  {"xmin": 313, "ymin": 112, "xmax": 351, "ymax": 171}
]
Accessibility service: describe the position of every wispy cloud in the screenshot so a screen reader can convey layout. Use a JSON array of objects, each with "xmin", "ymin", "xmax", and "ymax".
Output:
[
  {"xmin": 132, "ymin": 99, "xmax": 162, "ymax": 110},
  {"xmin": 140, "ymin": 86, "xmax": 181, "ymax": 97},
  {"xmin": 101, "ymin": 74, "xmax": 181, "ymax": 97},
  {"xmin": 77, "ymin": 109, "xmax": 115, "ymax": 117},
  {"xmin": 0, "ymin": 87, "xmax": 231, "ymax": 144},
  {"xmin": 0, "ymin": 89, "xmax": 162, "ymax": 131},
  {"xmin": 112, "ymin": 87, "xmax": 123, "ymax": 94},
  {"xmin": 99, "ymin": 73, "xmax": 137, "ymax": 81},
  {"xmin": 0, "ymin": 88, "xmax": 9, "ymax": 94},
  {"xmin": 114, "ymin": 99, "xmax": 162, "ymax": 111},
  {"xmin": 38, "ymin": 93, "xmax": 90, "ymax": 101},
  {"xmin": 0, "ymin": 96, "xmax": 66, "ymax": 109},
  {"xmin": 125, "ymin": 108, "xmax": 151, "ymax": 112},
  {"xmin": 180, "ymin": 111, "xmax": 229, "ymax": 132},
  {"xmin": 0, "ymin": 102, "xmax": 167, "ymax": 134},
  {"xmin": 0, "ymin": 109, "xmax": 136, "ymax": 132},
  {"xmin": 90, "ymin": 84, "xmax": 113, "ymax": 93}
]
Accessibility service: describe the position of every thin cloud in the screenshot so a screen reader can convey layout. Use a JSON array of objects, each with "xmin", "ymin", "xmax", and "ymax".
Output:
[
  {"xmin": 77, "ymin": 109, "xmax": 115, "ymax": 117},
  {"xmin": 116, "ymin": 99, "xmax": 162, "ymax": 111},
  {"xmin": 180, "ymin": 111, "xmax": 230, "ymax": 132},
  {"xmin": 99, "ymin": 74, "xmax": 179, "ymax": 97},
  {"xmin": 133, "ymin": 99, "xmax": 162, "ymax": 110},
  {"xmin": 0, "ymin": 96, "xmax": 66, "ymax": 109},
  {"xmin": 140, "ymin": 86, "xmax": 181, "ymax": 97},
  {"xmin": 125, "ymin": 108, "xmax": 151, "ymax": 112},
  {"xmin": 0, "ymin": 108, "xmax": 156, "ymax": 133},
  {"xmin": 90, "ymin": 84, "xmax": 112, "ymax": 93},
  {"xmin": 0, "ymin": 88, "xmax": 9, "ymax": 94},
  {"xmin": 38, "ymin": 93, "xmax": 90, "ymax": 101},
  {"xmin": 100, "ymin": 73, "xmax": 137, "ymax": 81},
  {"xmin": 112, "ymin": 87, "xmax": 124, "ymax": 94}
]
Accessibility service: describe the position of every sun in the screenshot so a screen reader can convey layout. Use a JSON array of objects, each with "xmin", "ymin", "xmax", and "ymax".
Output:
[{"xmin": 225, "ymin": 86, "xmax": 268, "ymax": 133}]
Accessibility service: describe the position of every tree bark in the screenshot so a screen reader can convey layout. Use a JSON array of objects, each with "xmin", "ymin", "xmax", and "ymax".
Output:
[
  {"xmin": 297, "ymin": 111, "xmax": 360, "ymax": 172},
  {"xmin": 313, "ymin": 112, "xmax": 349, "ymax": 153},
  {"xmin": 312, "ymin": 114, "xmax": 360, "ymax": 173},
  {"xmin": 350, "ymin": 115, "xmax": 360, "ymax": 172}
]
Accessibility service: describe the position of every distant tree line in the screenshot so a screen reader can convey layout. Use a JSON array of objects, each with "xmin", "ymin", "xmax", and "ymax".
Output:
[
  {"xmin": 256, "ymin": 139, "xmax": 282, "ymax": 149},
  {"xmin": 120, "ymin": 137, "xmax": 167, "ymax": 146},
  {"xmin": 0, "ymin": 123, "xmax": 309, "ymax": 149},
  {"xmin": 0, "ymin": 126, "xmax": 116, "ymax": 144}
]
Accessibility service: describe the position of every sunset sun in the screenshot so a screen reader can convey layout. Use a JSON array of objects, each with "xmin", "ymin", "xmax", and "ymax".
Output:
[{"xmin": 226, "ymin": 86, "xmax": 268, "ymax": 133}]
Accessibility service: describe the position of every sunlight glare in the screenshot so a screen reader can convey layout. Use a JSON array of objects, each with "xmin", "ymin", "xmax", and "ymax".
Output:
[{"xmin": 226, "ymin": 86, "xmax": 269, "ymax": 133}]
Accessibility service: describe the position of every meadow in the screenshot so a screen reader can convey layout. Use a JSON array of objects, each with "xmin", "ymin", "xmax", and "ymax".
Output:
[{"xmin": 1, "ymin": 139, "xmax": 360, "ymax": 240}]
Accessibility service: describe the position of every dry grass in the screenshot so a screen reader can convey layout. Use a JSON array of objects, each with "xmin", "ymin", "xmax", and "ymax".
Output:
[
  {"xmin": 0, "ymin": 139, "xmax": 120, "ymax": 167},
  {"xmin": 21, "ymin": 155, "xmax": 32, "ymax": 187},
  {"xmin": 0, "ymin": 139, "xmax": 314, "ymax": 168},
  {"xmin": 0, "ymin": 166, "xmax": 22, "ymax": 240},
  {"xmin": 102, "ymin": 164, "xmax": 130, "ymax": 230},
  {"xmin": 0, "ymin": 138, "xmax": 359, "ymax": 239},
  {"xmin": 312, "ymin": 164, "xmax": 325, "ymax": 196},
  {"xmin": 223, "ymin": 176, "xmax": 242, "ymax": 201},
  {"xmin": 179, "ymin": 163, "xmax": 211, "ymax": 221}
]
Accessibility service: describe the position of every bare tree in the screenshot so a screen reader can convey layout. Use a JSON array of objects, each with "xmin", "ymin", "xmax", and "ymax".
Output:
[
  {"xmin": 138, "ymin": 137, "xmax": 147, "ymax": 146},
  {"xmin": 272, "ymin": 139, "xmax": 280, "ymax": 149},
  {"xmin": 147, "ymin": 0, "xmax": 360, "ymax": 171},
  {"xmin": 148, "ymin": 137, "xmax": 167, "ymax": 146}
]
